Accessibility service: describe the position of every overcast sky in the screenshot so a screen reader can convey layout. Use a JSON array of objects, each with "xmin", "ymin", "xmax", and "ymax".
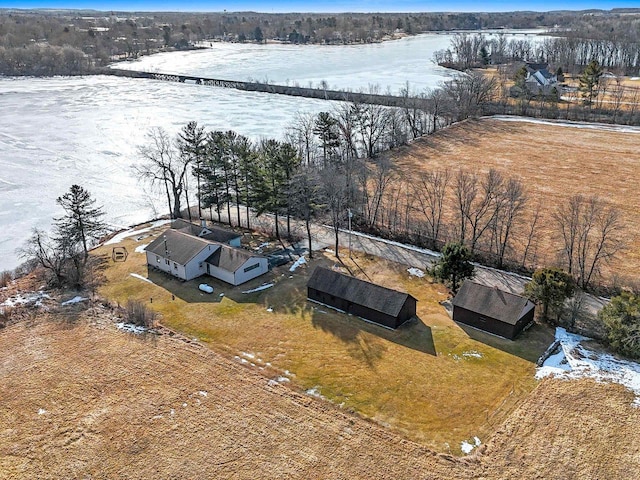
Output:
[{"xmin": 2, "ymin": 1, "xmax": 638, "ymax": 13}]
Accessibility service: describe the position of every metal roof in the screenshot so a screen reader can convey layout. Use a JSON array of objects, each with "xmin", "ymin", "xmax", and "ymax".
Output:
[
  {"xmin": 205, "ymin": 245, "xmax": 260, "ymax": 272},
  {"xmin": 307, "ymin": 267, "xmax": 415, "ymax": 318},
  {"xmin": 451, "ymin": 281, "xmax": 533, "ymax": 326},
  {"xmin": 146, "ymin": 229, "xmax": 217, "ymax": 266}
]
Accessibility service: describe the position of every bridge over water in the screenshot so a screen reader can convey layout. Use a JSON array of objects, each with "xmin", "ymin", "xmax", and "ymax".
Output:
[{"xmin": 105, "ymin": 68, "xmax": 427, "ymax": 108}]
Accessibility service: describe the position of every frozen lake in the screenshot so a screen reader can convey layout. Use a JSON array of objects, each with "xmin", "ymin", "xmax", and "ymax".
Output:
[{"xmin": 0, "ymin": 30, "xmax": 546, "ymax": 271}]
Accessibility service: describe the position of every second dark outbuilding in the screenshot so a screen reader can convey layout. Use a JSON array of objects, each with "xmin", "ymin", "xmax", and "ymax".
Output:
[{"xmin": 451, "ymin": 280, "xmax": 535, "ymax": 340}]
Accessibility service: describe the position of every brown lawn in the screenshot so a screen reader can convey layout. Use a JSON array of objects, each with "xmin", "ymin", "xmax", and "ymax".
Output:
[
  {"xmin": 1, "ymin": 310, "xmax": 638, "ymax": 479},
  {"xmin": 93, "ymin": 227, "xmax": 552, "ymax": 453},
  {"xmin": 388, "ymin": 117, "xmax": 640, "ymax": 286}
]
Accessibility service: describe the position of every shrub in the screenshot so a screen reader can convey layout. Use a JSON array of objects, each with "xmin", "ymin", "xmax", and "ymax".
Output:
[
  {"xmin": 599, "ymin": 291, "xmax": 640, "ymax": 359},
  {"xmin": 0, "ymin": 305, "xmax": 14, "ymax": 328},
  {"xmin": 0, "ymin": 271, "xmax": 12, "ymax": 288},
  {"xmin": 125, "ymin": 300, "xmax": 157, "ymax": 328}
]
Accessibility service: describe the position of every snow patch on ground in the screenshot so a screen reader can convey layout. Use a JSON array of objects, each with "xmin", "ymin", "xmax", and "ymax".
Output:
[
  {"xmin": 37, "ymin": 408, "xmax": 47, "ymax": 415},
  {"xmin": 198, "ymin": 391, "xmax": 208, "ymax": 397},
  {"xmin": 104, "ymin": 219, "xmax": 171, "ymax": 245},
  {"xmin": 537, "ymin": 327, "xmax": 640, "ymax": 405},
  {"xmin": 130, "ymin": 273, "xmax": 153, "ymax": 284},
  {"xmin": 266, "ymin": 307, "xmax": 273, "ymax": 312},
  {"xmin": 461, "ymin": 436, "xmax": 481, "ymax": 454},
  {"xmin": 255, "ymin": 242, "xmax": 270, "ymax": 251},
  {"xmin": 116, "ymin": 322, "xmax": 147, "ymax": 334},
  {"xmin": 289, "ymin": 256, "xmax": 307, "ymax": 272},
  {"xmin": 277, "ymin": 376, "xmax": 290, "ymax": 383},
  {"xmin": 462, "ymin": 350, "xmax": 483, "ymax": 359},
  {"xmin": 61, "ymin": 296, "xmax": 88, "ymax": 306},
  {"xmin": 1, "ymin": 291, "xmax": 50, "ymax": 308},
  {"xmin": 306, "ymin": 387, "xmax": 324, "ymax": 399},
  {"xmin": 242, "ymin": 283, "xmax": 274, "ymax": 294},
  {"xmin": 134, "ymin": 243, "xmax": 148, "ymax": 253},
  {"xmin": 407, "ymin": 267, "xmax": 425, "ymax": 278}
]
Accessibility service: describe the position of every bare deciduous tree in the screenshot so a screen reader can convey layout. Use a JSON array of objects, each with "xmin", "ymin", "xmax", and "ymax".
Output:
[
  {"xmin": 414, "ymin": 169, "xmax": 450, "ymax": 248},
  {"xmin": 136, "ymin": 127, "xmax": 191, "ymax": 219},
  {"xmin": 554, "ymin": 194, "xmax": 625, "ymax": 288},
  {"xmin": 491, "ymin": 177, "xmax": 527, "ymax": 267}
]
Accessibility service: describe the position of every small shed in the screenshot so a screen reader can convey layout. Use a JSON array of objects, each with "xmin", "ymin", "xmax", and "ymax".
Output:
[
  {"xmin": 451, "ymin": 281, "xmax": 535, "ymax": 340},
  {"xmin": 307, "ymin": 267, "xmax": 417, "ymax": 329}
]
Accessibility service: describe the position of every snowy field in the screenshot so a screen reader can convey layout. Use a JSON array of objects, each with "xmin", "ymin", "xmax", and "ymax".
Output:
[{"xmin": 537, "ymin": 328, "xmax": 640, "ymax": 406}]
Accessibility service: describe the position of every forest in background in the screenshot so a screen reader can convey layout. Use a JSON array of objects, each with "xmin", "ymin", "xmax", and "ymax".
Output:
[{"xmin": 1, "ymin": 8, "xmax": 640, "ymax": 75}]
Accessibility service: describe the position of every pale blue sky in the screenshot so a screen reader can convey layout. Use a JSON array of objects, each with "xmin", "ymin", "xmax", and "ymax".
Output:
[{"xmin": 1, "ymin": 1, "xmax": 637, "ymax": 13}]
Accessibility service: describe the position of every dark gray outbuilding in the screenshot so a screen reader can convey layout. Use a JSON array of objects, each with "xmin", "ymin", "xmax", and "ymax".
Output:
[
  {"xmin": 306, "ymin": 267, "xmax": 417, "ymax": 329},
  {"xmin": 451, "ymin": 281, "xmax": 535, "ymax": 340}
]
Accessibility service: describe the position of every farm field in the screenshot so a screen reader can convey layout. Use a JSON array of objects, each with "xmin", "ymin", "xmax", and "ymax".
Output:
[
  {"xmin": 389, "ymin": 117, "xmax": 640, "ymax": 286},
  {"xmin": 1, "ymin": 306, "xmax": 638, "ymax": 478},
  {"xmin": 94, "ymin": 224, "xmax": 552, "ymax": 453}
]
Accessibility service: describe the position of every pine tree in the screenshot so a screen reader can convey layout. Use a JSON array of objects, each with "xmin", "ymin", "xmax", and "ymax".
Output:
[
  {"xmin": 434, "ymin": 242, "xmax": 474, "ymax": 292},
  {"xmin": 313, "ymin": 112, "xmax": 340, "ymax": 167},
  {"xmin": 524, "ymin": 267, "xmax": 575, "ymax": 323},
  {"xmin": 177, "ymin": 121, "xmax": 206, "ymax": 218},
  {"xmin": 54, "ymin": 184, "xmax": 106, "ymax": 260},
  {"xmin": 579, "ymin": 60, "xmax": 603, "ymax": 106}
]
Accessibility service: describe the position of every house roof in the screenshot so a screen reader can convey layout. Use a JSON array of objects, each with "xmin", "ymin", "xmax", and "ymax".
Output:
[
  {"xmin": 525, "ymin": 62, "xmax": 550, "ymax": 73},
  {"xmin": 451, "ymin": 281, "xmax": 533, "ymax": 326},
  {"xmin": 146, "ymin": 229, "xmax": 216, "ymax": 266},
  {"xmin": 171, "ymin": 219, "xmax": 242, "ymax": 244},
  {"xmin": 307, "ymin": 267, "xmax": 416, "ymax": 318},
  {"xmin": 206, "ymin": 245, "xmax": 261, "ymax": 272}
]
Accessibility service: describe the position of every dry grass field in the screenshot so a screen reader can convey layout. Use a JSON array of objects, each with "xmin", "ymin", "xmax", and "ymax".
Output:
[
  {"xmin": 92, "ymin": 226, "xmax": 553, "ymax": 454},
  {"xmin": 389, "ymin": 117, "xmax": 640, "ymax": 286},
  {"xmin": 1, "ymin": 309, "xmax": 639, "ymax": 479}
]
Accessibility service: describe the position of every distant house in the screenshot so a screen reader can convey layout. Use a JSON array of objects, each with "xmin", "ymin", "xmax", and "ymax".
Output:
[
  {"xmin": 524, "ymin": 62, "xmax": 560, "ymax": 96},
  {"xmin": 171, "ymin": 219, "xmax": 242, "ymax": 247},
  {"xmin": 145, "ymin": 229, "xmax": 267, "ymax": 285},
  {"xmin": 306, "ymin": 267, "xmax": 417, "ymax": 329},
  {"xmin": 451, "ymin": 281, "xmax": 535, "ymax": 340}
]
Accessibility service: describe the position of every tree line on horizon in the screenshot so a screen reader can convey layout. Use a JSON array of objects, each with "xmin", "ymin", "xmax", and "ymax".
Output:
[{"xmin": 1, "ymin": 9, "xmax": 639, "ymax": 75}]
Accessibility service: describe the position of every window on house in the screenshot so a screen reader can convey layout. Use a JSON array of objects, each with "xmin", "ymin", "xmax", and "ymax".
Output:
[
  {"xmin": 165, "ymin": 259, "xmax": 170, "ymax": 265},
  {"xmin": 243, "ymin": 263, "xmax": 260, "ymax": 273},
  {"xmin": 173, "ymin": 262, "xmax": 178, "ymax": 269},
  {"xmin": 199, "ymin": 262, "xmax": 204, "ymax": 269},
  {"xmin": 156, "ymin": 255, "xmax": 161, "ymax": 263}
]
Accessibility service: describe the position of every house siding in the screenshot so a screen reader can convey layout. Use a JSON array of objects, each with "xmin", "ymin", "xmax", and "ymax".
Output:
[
  {"xmin": 453, "ymin": 306, "xmax": 517, "ymax": 339},
  {"xmin": 233, "ymin": 257, "xmax": 269, "ymax": 285},
  {"xmin": 205, "ymin": 264, "xmax": 235, "ymax": 285},
  {"xmin": 184, "ymin": 244, "xmax": 219, "ymax": 281},
  {"xmin": 147, "ymin": 251, "xmax": 187, "ymax": 280},
  {"xmin": 453, "ymin": 305, "xmax": 534, "ymax": 340}
]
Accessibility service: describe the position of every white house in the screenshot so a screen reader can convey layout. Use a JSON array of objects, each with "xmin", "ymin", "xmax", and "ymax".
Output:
[
  {"xmin": 145, "ymin": 229, "xmax": 268, "ymax": 285},
  {"xmin": 524, "ymin": 63, "xmax": 560, "ymax": 96}
]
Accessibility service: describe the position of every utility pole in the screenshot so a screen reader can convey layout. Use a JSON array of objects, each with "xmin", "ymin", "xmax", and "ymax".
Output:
[{"xmin": 348, "ymin": 208, "xmax": 353, "ymax": 258}]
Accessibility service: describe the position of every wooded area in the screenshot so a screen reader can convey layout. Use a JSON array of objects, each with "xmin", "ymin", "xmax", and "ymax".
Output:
[{"xmin": 1, "ymin": 8, "xmax": 639, "ymax": 75}]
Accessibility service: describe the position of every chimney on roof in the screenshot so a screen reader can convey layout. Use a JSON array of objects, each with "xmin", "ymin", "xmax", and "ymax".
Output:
[{"xmin": 200, "ymin": 218, "xmax": 207, "ymax": 228}]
